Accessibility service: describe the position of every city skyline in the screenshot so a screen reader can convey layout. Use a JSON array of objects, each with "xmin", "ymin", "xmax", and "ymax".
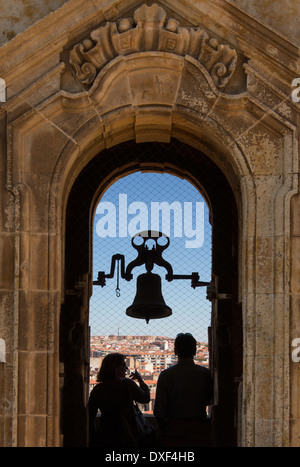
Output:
[{"xmin": 89, "ymin": 333, "xmax": 210, "ymax": 414}]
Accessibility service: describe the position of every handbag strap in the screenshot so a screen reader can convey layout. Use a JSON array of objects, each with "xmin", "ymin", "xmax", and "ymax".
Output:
[
  {"xmin": 124, "ymin": 378, "xmax": 141, "ymax": 413},
  {"xmin": 124, "ymin": 378, "xmax": 135, "ymax": 407}
]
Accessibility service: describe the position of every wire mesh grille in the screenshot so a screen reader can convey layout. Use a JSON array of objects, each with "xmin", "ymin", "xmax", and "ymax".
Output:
[
  {"xmin": 90, "ymin": 171, "xmax": 212, "ymax": 412},
  {"xmin": 61, "ymin": 139, "xmax": 240, "ymax": 446}
]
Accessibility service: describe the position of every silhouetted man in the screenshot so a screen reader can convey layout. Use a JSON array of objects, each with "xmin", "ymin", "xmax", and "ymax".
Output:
[{"xmin": 154, "ymin": 333, "xmax": 213, "ymax": 446}]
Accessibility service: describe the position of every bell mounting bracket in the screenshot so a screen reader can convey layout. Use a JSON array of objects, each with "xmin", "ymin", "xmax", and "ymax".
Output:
[{"xmin": 93, "ymin": 231, "xmax": 210, "ymax": 292}]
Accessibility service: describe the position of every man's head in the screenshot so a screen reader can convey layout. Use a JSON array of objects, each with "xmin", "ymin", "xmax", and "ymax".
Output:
[{"xmin": 174, "ymin": 333, "xmax": 197, "ymax": 358}]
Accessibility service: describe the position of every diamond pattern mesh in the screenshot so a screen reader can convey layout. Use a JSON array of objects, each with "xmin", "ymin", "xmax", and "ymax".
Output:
[
  {"xmin": 91, "ymin": 172, "xmax": 211, "ymax": 341},
  {"xmin": 89, "ymin": 170, "xmax": 212, "ymax": 413},
  {"xmin": 61, "ymin": 139, "xmax": 239, "ymax": 446}
]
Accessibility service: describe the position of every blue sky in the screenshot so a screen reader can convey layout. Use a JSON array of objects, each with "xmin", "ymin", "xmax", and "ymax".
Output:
[{"xmin": 90, "ymin": 172, "xmax": 212, "ymax": 342}]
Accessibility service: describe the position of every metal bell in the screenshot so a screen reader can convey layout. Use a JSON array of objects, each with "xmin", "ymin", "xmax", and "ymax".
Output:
[{"xmin": 126, "ymin": 272, "xmax": 172, "ymax": 323}]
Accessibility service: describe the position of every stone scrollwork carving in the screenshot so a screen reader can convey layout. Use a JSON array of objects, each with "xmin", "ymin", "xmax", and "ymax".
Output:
[{"xmin": 69, "ymin": 3, "xmax": 237, "ymax": 89}]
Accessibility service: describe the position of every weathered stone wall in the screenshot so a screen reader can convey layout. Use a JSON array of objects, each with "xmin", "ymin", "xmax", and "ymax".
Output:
[
  {"xmin": 0, "ymin": 0, "xmax": 68, "ymax": 45},
  {"xmin": 231, "ymin": 0, "xmax": 300, "ymax": 45},
  {"xmin": 0, "ymin": 0, "xmax": 299, "ymax": 447},
  {"xmin": 290, "ymin": 187, "xmax": 300, "ymax": 446}
]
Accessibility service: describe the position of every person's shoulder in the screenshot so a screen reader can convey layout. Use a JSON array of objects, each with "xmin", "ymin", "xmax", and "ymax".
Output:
[
  {"xmin": 124, "ymin": 377, "xmax": 139, "ymax": 389},
  {"xmin": 124, "ymin": 377, "xmax": 134, "ymax": 386},
  {"xmin": 89, "ymin": 382, "xmax": 102, "ymax": 397},
  {"xmin": 90, "ymin": 382, "xmax": 101, "ymax": 390},
  {"xmin": 194, "ymin": 363, "xmax": 211, "ymax": 375},
  {"xmin": 158, "ymin": 364, "xmax": 177, "ymax": 377}
]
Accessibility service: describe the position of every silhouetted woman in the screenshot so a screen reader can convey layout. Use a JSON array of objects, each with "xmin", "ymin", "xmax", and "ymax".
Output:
[{"xmin": 88, "ymin": 353, "xmax": 150, "ymax": 447}]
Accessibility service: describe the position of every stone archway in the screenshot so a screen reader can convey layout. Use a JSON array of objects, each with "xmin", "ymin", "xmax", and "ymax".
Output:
[
  {"xmin": 61, "ymin": 139, "xmax": 240, "ymax": 446},
  {"xmin": 1, "ymin": 1, "xmax": 299, "ymax": 447}
]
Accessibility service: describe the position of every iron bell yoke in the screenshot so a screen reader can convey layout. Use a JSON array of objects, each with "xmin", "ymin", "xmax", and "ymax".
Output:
[{"xmin": 93, "ymin": 230, "xmax": 210, "ymax": 323}]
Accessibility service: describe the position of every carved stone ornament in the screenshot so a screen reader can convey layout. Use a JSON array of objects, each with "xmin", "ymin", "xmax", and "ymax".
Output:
[{"xmin": 69, "ymin": 3, "xmax": 237, "ymax": 89}]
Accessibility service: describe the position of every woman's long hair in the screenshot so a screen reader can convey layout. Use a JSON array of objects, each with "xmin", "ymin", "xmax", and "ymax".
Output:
[{"xmin": 97, "ymin": 353, "xmax": 126, "ymax": 383}]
